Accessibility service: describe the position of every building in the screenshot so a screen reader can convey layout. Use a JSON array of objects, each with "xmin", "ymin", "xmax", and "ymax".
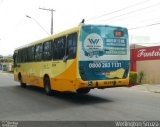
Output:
[
  {"xmin": 131, "ymin": 45, "xmax": 160, "ymax": 84},
  {"xmin": 0, "ymin": 62, "xmax": 13, "ymax": 72},
  {"xmin": 0, "ymin": 55, "xmax": 3, "ymax": 70},
  {"xmin": 0, "ymin": 63, "xmax": 2, "ymax": 70},
  {"xmin": 0, "ymin": 55, "xmax": 13, "ymax": 72}
]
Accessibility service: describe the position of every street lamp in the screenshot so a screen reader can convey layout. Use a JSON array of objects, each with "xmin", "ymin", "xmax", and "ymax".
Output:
[{"xmin": 26, "ymin": 15, "xmax": 50, "ymax": 35}]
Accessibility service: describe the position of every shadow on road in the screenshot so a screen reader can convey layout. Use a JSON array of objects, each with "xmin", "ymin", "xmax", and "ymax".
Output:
[{"xmin": 14, "ymin": 85, "xmax": 113, "ymax": 105}]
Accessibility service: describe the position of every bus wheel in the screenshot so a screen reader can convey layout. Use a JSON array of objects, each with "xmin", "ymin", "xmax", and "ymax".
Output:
[
  {"xmin": 21, "ymin": 82, "xmax": 26, "ymax": 88},
  {"xmin": 44, "ymin": 76, "xmax": 53, "ymax": 96},
  {"xmin": 76, "ymin": 89, "xmax": 90, "ymax": 94},
  {"xmin": 18, "ymin": 74, "xmax": 26, "ymax": 88}
]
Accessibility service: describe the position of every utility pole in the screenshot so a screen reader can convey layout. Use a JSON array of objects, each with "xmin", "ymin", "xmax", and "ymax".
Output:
[{"xmin": 39, "ymin": 7, "xmax": 56, "ymax": 35}]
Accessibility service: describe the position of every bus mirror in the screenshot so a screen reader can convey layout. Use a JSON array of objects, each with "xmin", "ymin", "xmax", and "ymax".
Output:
[{"xmin": 63, "ymin": 56, "xmax": 68, "ymax": 62}]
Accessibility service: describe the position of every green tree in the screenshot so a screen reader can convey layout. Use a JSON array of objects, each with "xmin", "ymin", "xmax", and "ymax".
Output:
[{"xmin": 0, "ymin": 58, "xmax": 13, "ymax": 63}]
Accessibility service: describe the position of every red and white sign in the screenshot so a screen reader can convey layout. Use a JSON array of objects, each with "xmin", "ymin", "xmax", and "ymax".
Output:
[{"xmin": 131, "ymin": 46, "xmax": 160, "ymax": 61}]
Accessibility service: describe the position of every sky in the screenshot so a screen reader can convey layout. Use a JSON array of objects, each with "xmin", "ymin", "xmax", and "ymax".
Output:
[{"xmin": 0, "ymin": 0, "xmax": 160, "ymax": 55}]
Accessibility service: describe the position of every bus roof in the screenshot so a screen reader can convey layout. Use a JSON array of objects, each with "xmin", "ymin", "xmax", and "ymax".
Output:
[
  {"xmin": 15, "ymin": 25, "xmax": 81, "ymax": 51},
  {"xmin": 15, "ymin": 24, "xmax": 127, "ymax": 51},
  {"xmin": 81, "ymin": 24, "xmax": 128, "ymax": 30}
]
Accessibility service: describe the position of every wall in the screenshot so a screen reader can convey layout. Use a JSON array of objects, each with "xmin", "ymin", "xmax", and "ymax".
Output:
[
  {"xmin": 137, "ymin": 60, "xmax": 160, "ymax": 84},
  {"xmin": 131, "ymin": 46, "xmax": 160, "ymax": 84},
  {"xmin": 0, "ymin": 63, "xmax": 13, "ymax": 71}
]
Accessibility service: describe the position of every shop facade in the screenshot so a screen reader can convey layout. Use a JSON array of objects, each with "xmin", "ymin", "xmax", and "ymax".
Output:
[{"xmin": 131, "ymin": 46, "xmax": 160, "ymax": 84}]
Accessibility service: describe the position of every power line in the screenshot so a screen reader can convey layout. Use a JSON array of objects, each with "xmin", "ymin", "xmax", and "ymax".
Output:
[
  {"xmin": 113, "ymin": 16, "xmax": 160, "ymax": 28},
  {"xmin": 107, "ymin": 8, "xmax": 160, "ymax": 25},
  {"xmin": 87, "ymin": 0, "xmax": 152, "ymax": 22},
  {"xmin": 95, "ymin": 2, "xmax": 160, "ymax": 23},
  {"xmin": 129, "ymin": 22, "xmax": 160, "ymax": 30}
]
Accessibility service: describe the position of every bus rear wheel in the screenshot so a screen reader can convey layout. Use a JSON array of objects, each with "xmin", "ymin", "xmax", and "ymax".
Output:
[
  {"xmin": 44, "ymin": 76, "xmax": 53, "ymax": 96},
  {"xmin": 76, "ymin": 89, "xmax": 90, "ymax": 94}
]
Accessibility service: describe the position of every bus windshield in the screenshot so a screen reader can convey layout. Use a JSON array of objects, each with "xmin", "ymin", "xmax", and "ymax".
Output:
[{"xmin": 79, "ymin": 25, "xmax": 130, "ymax": 81}]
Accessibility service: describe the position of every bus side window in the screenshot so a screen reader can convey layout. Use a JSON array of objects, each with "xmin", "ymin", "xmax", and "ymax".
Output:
[
  {"xmin": 13, "ymin": 52, "xmax": 18, "ymax": 67},
  {"xmin": 23, "ymin": 48, "xmax": 28, "ymax": 62},
  {"xmin": 17, "ymin": 51, "xmax": 21, "ymax": 63},
  {"xmin": 35, "ymin": 43, "xmax": 43, "ymax": 61},
  {"xmin": 53, "ymin": 36, "xmax": 66, "ymax": 60},
  {"xmin": 27, "ymin": 46, "xmax": 35, "ymax": 62},
  {"xmin": 66, "ymin": 33, "xmax": 77, "ymax": 59},
  {"xmin": 18, "ymin": 49, "xmax": 23, "ymax": 63},
  {"xmin": 43, "ymin": 41, "xmax": 52, "ymax": 61}
]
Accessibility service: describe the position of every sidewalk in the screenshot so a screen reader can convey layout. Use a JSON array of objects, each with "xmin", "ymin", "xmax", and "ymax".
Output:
[
  {"xmin": 130, "ymin": 84, "xmax": 160, "ymax": 94},
  {"xmin": 0, "ymin": 70, "xmax": 13, "ymax": 75}
]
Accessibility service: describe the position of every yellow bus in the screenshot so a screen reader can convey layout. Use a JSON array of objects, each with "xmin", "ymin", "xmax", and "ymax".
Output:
[{"xmin": 13, "ymin": 24, "xmax": 130, "ymax": 95}]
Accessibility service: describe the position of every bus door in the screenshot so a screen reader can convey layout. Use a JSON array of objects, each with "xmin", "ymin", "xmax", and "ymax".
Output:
[{"xmin": 52, "ymin": 33, "xmax": 78, "ymax": 90}]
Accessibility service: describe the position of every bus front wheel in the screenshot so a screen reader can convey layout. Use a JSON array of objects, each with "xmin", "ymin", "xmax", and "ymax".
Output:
[
  {"xmin": 44, "ymin": 76, "xmax": 53, "ymax": 96},
  {"xmin": 76, "ymin": 89, "xmax": 90, "ymax": 94},
  {"xmin": 18, "ymin": 73, "xmax": 26, "ymax": 88}
]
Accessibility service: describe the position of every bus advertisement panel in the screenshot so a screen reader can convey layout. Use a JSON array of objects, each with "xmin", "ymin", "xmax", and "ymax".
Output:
[{"xmin": 79, "ymin": 25, "xmax": 130, "ymax": 81}]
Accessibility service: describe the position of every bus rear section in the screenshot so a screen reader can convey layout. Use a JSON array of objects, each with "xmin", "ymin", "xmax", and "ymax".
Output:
[{"xmin": 76, "ymin": 25, "xmax": 130, "ymax": 92}]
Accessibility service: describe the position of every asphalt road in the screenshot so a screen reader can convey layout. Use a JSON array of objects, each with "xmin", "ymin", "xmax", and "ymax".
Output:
[{"xmin": 0, "ymin": 72, "xmax": 160, "ymax": 121}]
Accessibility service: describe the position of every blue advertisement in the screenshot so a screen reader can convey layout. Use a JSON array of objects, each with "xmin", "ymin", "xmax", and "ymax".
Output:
[{"xmin": 79, "ymin": 25, "xmax": 130, "ymax": 80}]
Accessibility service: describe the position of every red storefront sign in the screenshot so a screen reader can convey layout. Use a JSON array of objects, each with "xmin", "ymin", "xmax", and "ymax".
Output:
[
  {"xmin": 131, "ymin": 46, "xmax": 160, "ymax": 61},
  {"xmin": 131, "ymin": 46, "xmax": 160, "ymax": 71}
]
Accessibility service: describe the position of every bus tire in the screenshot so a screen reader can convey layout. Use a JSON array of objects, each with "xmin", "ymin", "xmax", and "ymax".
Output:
[
  {"xmin": 76, "ymin": 88, "xmax": 90, "ymax": 94},
  {"xmin": 18, "ymin": 73, "xmax": 26, "ymax": 88},
  {"xmin": 44, "ymin": 76, "xmax": 53, "ymax": 96},
  {"xmin": 21, "ymin": 82, "xmax": 26, "ymax": 88}
]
